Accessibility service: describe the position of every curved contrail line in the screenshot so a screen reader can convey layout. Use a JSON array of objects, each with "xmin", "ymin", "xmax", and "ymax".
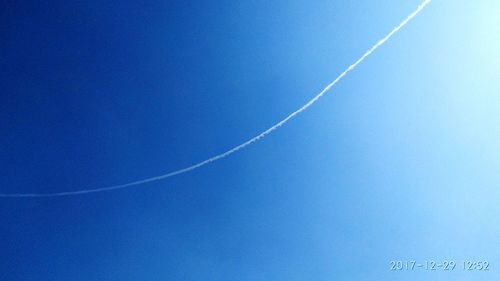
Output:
[{"xmin": 0, "ymin": 0, "xmax": 432, "ymax": 198}]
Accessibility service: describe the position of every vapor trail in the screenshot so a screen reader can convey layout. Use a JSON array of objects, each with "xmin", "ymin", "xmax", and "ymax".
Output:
[{"xmin": 0, "ymin": 0, "xmax": 432, "ymax": 198}]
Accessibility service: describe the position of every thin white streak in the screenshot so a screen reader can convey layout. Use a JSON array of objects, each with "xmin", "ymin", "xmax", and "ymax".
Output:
[{"xmin": 0, "ymin": 0, "xmax": 432, "ymax": 198}]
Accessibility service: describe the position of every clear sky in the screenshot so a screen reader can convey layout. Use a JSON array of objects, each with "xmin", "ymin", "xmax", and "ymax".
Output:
[{"xmin": 1, "ymin": 0, "xmax": 498, "ymax": 280}]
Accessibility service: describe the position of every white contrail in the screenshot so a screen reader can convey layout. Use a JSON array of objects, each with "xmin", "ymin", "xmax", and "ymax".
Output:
[{"xmin": 0, "ymin": 0, "xmax": 432, "ymax": 198}]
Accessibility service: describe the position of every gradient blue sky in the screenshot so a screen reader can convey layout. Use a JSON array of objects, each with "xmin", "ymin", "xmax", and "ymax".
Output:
[{"xmin": 1, "ymin": 0, "xmax": 499, "ymax": 280}]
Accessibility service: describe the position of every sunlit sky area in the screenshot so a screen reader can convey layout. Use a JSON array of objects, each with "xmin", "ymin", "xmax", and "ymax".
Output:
[{"xmin": 1, "ymin": 0, "xmax": 498, "ymax": 280}]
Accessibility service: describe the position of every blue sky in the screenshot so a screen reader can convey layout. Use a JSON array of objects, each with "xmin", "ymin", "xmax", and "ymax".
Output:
[{"xmin": 1, "ymin": 0, "xmax": 499, "ymax": 280}]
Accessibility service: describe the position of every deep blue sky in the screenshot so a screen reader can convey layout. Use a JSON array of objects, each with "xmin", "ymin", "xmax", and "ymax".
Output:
[{"xmin": 1, "ymin": 0, "xmax": 499, "ymax": 280}]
